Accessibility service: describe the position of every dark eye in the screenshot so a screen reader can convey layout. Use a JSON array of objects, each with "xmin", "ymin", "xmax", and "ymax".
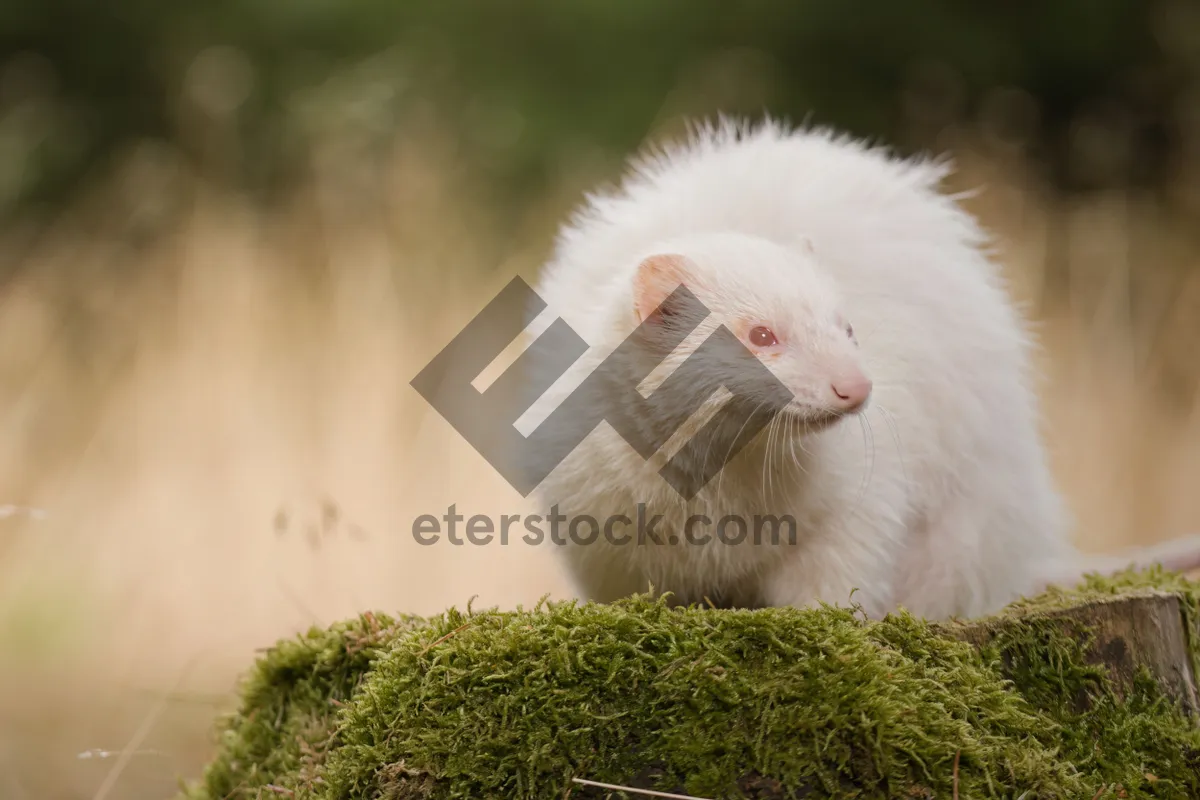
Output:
[
  {"xmin": 845, "ymin": 323, "xmax": 855, "ymax": 340},
  {"xmin": 748, "ymin": 326, "xmax": 778, "ymax": 347}
]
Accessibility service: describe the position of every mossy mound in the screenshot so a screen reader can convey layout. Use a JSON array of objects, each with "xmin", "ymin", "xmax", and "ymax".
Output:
[{"xmin": 183, "ymin": 568, "xmax": 1200, "ymax": 799}]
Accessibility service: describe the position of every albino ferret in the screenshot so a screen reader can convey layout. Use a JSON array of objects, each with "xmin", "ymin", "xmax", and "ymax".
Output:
[{"xmin": 521, "ymin": 118, "xmax": 1200, "ymax": 620}]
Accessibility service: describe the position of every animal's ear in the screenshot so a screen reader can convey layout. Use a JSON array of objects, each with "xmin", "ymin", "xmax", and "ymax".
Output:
[{"xmin": 632, "ymin": 253, "xmax": 697, "ymax": 323}]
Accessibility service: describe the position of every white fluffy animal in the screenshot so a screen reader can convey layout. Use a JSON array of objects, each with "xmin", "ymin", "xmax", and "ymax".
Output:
[{"xmin": 522, "ymin": 118, "xmax": 1200, "ymax": 620}]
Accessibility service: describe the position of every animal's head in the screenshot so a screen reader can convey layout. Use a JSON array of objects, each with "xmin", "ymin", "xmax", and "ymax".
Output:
[{"xmin": 627, "ymin": 231, "xmax": 871, "ymax": 431}]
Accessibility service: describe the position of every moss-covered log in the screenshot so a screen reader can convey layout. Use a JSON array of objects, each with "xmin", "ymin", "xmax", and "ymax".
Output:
[
  {"xmin": 948, "ymin": 589, "xmax": 1199, "ymax": 717},
  {"xmin": 182, "ymin": 568, "xmax": 1200, "ymax": 800}
]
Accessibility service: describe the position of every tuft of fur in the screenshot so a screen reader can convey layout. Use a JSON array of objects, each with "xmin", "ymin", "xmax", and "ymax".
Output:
[{"xmin": 524, "ymin": 117, "xmax": 1194, "ymax": 620}]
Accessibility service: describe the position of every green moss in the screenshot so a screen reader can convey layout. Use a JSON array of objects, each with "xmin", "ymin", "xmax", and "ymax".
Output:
[
  {"xmin": 188, "ymin": 610, "xmax": 428, "ymax": 800},
  {"xmin": 1004, "ymin": 564, "xmax": 1200, "ymax": 682},
  {"xmin": 183, "ymin": 570, "xmax": 1200, "ymax": 800}
]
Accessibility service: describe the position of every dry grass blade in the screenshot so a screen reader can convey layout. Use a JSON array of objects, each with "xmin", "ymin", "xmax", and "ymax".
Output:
[
  {"xmin": 417, "ymin": 622, "xmax": 473, "ymax": 656},
  {"xmin": 90, "ymin": 653, "xmax": 204, "ymax": 800},
  {"xmin": 570, "ymin": 777, "xmax": 714, "ymax": 799}
]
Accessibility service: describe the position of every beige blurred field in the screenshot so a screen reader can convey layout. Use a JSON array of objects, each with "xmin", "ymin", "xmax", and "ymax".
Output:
[{"xmin": 2, "ymin": 105, "xmax": 1200, "ymax": 798}]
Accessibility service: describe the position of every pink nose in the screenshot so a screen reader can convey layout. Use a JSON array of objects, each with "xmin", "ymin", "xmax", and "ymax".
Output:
[{"xmin": 830, "ymin": 373, "xmax": 872, "ymax": 411}]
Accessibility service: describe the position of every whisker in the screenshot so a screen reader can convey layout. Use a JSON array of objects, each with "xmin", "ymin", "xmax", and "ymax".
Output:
[
  {"xmin": 789, "ymin": 413, "xmax": 810, "ymax": 476},
  {"xmin": 786, "ymin": 412, "xmax": 801, "ymax": 474},
  {"xmin": 876, "ymin": 405, "xmax": 909, "ymax": 484},
  {"xmin": 761, "ymin": 412, "xmax": 778, "ymax": 503},
  {"xmin": 716, "ymin": 399, "xmax": 769, "ymax": 503},
  {"xmin": 854, "ymin": 414, "xmax": 877, "ymax": 506}
]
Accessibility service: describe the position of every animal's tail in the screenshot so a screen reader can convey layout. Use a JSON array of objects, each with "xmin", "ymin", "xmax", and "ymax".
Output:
[{"xmin": 1032, "ymin": 533, "xmax": 1200, "ymax": 595}]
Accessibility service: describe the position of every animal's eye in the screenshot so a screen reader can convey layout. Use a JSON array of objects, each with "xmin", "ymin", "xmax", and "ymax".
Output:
[
  {"xmin": 845, "ymin": 323, "xmax": 855, "ymax": 339},
  {"xmin": 748, "ymin": 326, "xmax": 778, "ymax": 347}
]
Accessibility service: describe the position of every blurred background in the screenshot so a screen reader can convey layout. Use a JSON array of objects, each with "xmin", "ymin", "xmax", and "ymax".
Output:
[{"xmin": 3, "ymin": 1, "xmax": 1200, "ymax": 797}]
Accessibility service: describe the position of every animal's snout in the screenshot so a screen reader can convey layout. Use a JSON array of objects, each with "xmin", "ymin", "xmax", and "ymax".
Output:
[{"xmin": 830, "ymin": 372, "xmax": 872, "ymax": 412}]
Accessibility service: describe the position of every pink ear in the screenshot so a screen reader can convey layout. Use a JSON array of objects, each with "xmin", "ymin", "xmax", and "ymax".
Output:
[{"xmin": 633, "ymin": 253, "xmax": 694, "ymax": 322}]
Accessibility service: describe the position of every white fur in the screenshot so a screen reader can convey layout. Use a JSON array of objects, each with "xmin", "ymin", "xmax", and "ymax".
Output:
[{"xmin": 523, "ymin": 117, "xmax": 1180, "ymax": 621}]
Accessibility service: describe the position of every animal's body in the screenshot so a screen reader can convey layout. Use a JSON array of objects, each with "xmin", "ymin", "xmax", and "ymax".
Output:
[{"xmin": 523, "ymin": 118, "xmax": 1200, "ymax": 620}]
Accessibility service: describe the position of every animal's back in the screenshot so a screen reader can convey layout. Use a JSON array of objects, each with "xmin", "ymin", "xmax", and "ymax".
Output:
[{"xmin": 536, "ymin": 119, "xmax": 1072, "ymax": 618}]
